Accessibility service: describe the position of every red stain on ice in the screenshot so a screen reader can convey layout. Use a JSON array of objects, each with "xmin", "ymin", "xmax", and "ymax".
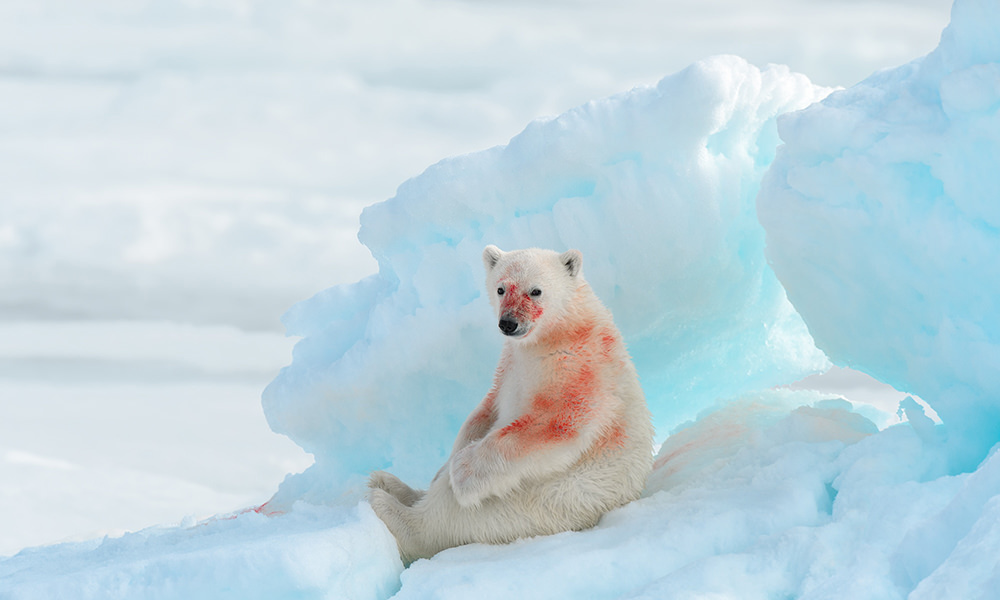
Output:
[
  {"xmin": 651, "ymin": 421, "xmax": 748, "ymax": 472},
  {"xmin": 251, "ymin": 502, "xmax": 284, "ymax": 517},
  {"xmin": 232, "ymin": 502, "xmax": 284, "ymax": 519},
  {"xmin": 195, "ymin": 501, "xmax": 284, "ymax": 528}
]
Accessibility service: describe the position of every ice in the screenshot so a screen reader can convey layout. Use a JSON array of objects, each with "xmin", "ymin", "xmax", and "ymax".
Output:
[
  {"xmin": 5, "ymin": 1, "xmax": 1000, "ymax": 598},
  {"xmin": 893, "ymin": 446, "xmax": 1000, "ymax": 591},
  {"xmin": 346, "ymin": 393, "xmax": 980, "ymax": 600},
  {"xmin": 908, "ymin": 492, "xmax": 1000, "ymax": 599},
  {"xmin": 757, "ymin": 0, "xmax": 1000, "ymax": 472},
  {"xmin": 262, "ymin": 55, "xmax": 831, "ymax": 507},
  {"xmin": 0, "ymin": 374, "xmax": 311, "ymax": 557},
  {"xmin": 0, "ymin": 320, "xmax": 310, "ymax": 557},
  {"xmin": 8, "ymin": 390, "xmax": 986, "ymax": 600},
  {"xmin": 0, "ymin": 503, "xmax": 403, "ymax": 600}
]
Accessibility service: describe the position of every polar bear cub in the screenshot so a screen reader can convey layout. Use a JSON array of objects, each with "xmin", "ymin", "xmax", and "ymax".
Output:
[{"xmin": 368, "ymin": 246, "xmax": 653, "ymax": 563}]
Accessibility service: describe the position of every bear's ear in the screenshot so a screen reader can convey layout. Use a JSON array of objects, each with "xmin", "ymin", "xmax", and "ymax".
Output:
[
  {"xmin": 483, "ymin": 245, "xmax": 504, "ymax": 271},
  {"xmin": 560, "ymin": 249, "xmax": 583, "ymax": 277}
]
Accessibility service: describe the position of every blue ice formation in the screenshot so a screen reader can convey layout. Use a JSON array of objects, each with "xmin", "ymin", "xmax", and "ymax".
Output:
[
  {"xmin": 262, "ymin": 55, "xmax": 831, "ymax": 504},
  {"xmin": 7, "ymin": 3, "xmax": 1000, "ymax": 597},
  {"xmin": 757, "ymin": 0, "xmax": 1000, "ymax": 472}
]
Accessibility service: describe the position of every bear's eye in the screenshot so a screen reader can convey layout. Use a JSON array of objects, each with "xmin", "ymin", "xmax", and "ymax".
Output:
[
  {"xmin": 497, "ymin": 287, "xmax": 505, "ymax": 296},
  {"xmin": 530, "ymin": 288, "xmax": 542, "ymax": 297}
]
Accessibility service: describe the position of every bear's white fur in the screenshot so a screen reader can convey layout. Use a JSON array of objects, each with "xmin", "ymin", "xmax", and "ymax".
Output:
[{"xmin": 368, "ymin": 246, "xmax": 653, "ymax": 563}]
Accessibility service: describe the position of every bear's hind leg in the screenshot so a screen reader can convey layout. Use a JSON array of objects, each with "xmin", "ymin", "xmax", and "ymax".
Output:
[
  {"xmin": 368, "ymin": 470, "xmax": 425, "ymax": 507},
  {"xmin": 368, "ymin": 487, "xmax": 436, "ymax": 564}
]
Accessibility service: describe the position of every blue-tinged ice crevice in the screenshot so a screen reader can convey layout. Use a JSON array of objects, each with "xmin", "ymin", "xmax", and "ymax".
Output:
[
  {"xmin": 757, "ymin": 0, "xmax": 1000, "ymax": 473},
  {"xmin": 262, "ymin": 55, "xmax": 832, "ymax": 506}
]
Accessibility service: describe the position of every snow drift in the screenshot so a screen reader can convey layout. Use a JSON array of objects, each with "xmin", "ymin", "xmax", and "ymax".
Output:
[
  {"xmin": 0, "ymin": 503, "xmax": 402, "ymax": 600},
  {"xmin": 4, "ymin": 390, "xmax": 995, "ymax": 599},
  {"xmin": 263, "ymin": 55, "xmax": 831, "ymax": 506}
]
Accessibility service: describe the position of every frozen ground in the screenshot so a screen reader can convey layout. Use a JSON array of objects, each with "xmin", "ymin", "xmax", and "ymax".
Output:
[
  {"xmin": 0, "ymin": 321, "xmax": 311, "ymax": 556},
  {"xmin": 2, "ymin": 390, "xmax": 987, "ymax": 600}
]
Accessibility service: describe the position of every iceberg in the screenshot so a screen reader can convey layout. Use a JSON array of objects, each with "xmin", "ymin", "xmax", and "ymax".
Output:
[
  {"xmin": 5, "ymin": 391, "xmax": 993, "ymax": 599},
  {"xmin": 757, "ymin": 0, "xmax": 1000, "ymax": 472}
]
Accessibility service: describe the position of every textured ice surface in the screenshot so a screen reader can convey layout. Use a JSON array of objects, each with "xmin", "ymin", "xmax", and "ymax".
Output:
[
  {"xmin": 758, "ymin": 0, "xmax": 1000, "ymax": 471},
  {"xmin": 0, "ymin": 503, "xmax": 402, "ymax": 600},
  {"xmin": 262, "ymin": 55, "xmax": 831, "ymax": 505},
  {"xmin": 391, "ymin": 393, "xmax": 972, "ymax": 600},
  {"xmin": 8, "ymin": 391, "xmax": 998, "ymax": 600}
]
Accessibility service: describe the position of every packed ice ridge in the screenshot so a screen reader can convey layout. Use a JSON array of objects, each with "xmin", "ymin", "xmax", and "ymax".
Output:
[{"xmin": 2, "ymin": 1, "xmax": 999, "ymax": 598}]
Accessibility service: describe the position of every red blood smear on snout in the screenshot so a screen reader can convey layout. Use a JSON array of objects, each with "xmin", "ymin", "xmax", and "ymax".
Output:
[{"xmin": 500, "ymin": 283, "xmax": 543, "ymax": 321}]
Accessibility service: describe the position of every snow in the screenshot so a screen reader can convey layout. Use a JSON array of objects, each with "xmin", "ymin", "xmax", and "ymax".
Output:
[
  {"xmin": 0, "ymin": 325, "xmax": 311, "ymax": 556},
  {"xmin": 0, "ymin": 503, "xmax": 402, "ymax": 600},
  {"xmin": 0, "ymin": 378, "xmax": 310, "ymax": 556},
  {"xmin": 4, "ymin": 391, "xmax": 996, "ymax": 599},
  {"xmin": 4, "ymin": 0, "xmax": 1000, "ymax": 598},
  {"xmin": 394, "ymin": 393, "xmax": 954, "ymax": 600},
  {"xmin": 757, "ymin": 0, "xmax": 1000, "ymax": 473}
]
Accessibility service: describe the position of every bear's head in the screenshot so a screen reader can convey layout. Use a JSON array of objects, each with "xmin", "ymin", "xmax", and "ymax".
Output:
[{"xmin": 482, "ymin": 245, "xmax": 583, "ymax": 341}]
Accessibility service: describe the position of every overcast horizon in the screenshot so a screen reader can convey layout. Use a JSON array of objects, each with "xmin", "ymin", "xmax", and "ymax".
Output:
[{"xmin": 1, "ymin": 0, "xmax": 953, "ymax": 329}]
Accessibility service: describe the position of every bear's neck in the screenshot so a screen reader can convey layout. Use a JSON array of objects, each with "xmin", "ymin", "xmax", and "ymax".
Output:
[{"xmin": 523, "ymin": 292, "xmax": 606, "ymax": 354}]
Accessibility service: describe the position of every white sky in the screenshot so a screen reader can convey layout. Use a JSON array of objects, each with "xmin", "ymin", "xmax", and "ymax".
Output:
[{"xmin": 0, "ymin": 0, "xmax": 954, "ymax": 328}]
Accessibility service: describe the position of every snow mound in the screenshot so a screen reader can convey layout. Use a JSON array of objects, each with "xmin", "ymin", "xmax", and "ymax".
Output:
[
  {"xmin": 757, "ymin": 0, "xmax": 1000, "ymax": 471},
  {"xmin": 263, "ymin": 55, "xmax": 831, "ymax": 505},
  {"xmin": 392, "ymin": 392, "xmax": 995, "ymax": 600},
  {"xmin": 0, "ymin": 503, "xmax": 402, "ymax": 600},
  {"xmin": 9, "ymin": 391, "xmax": 998, "ymax": 599}
]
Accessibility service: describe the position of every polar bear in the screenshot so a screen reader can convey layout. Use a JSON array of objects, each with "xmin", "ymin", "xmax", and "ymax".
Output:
[{"xmin": 368, "ymin": 245, "xmax": 653, "ymax": 563}]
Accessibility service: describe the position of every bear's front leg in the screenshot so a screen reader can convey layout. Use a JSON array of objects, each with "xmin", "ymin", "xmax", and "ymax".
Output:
[
  {"xmin": 451, "ymin": 389, "xmax": 499, "ymax": 454},
  {"xmin": 449, "ymin": 388, "xmax": 606, "ymax": 507},
  {"xmin": 449, "ymin": 439, "xmax": 510, "ymax": 507}
]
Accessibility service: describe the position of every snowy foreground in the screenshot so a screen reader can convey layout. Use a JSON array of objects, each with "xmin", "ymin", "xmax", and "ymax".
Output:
[
  {"xmin": 6, "ymin": 391, "xmax": 996, "ymax": 599},
  {"xmin": 4, "ymin": 0, "xmax": 1000, "ymax": 598}
]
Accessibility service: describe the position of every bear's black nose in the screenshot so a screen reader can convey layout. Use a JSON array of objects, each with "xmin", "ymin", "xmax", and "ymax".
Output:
[{"xmin": 498, "ymin": 318, "xmax": 518, "ymax": 336}]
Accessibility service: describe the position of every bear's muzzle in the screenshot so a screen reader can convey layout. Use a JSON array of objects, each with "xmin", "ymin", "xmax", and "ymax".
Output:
[{"xmin": 498, "ymin": 317, "xmax": 519, "ymax": 336}]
